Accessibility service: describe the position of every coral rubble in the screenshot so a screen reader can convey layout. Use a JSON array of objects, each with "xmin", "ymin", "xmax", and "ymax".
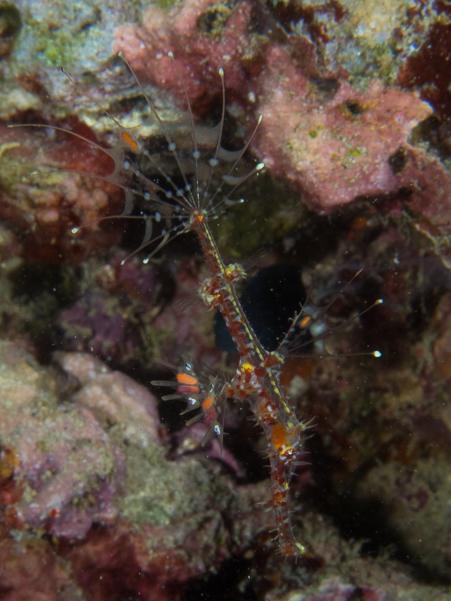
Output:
[{"xmin": 0, "ymin": 342, "xmax": 267, "ymax": 599}]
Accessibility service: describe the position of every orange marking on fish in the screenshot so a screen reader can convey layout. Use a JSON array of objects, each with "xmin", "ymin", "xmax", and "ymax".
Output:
[
  {"xmin": 122, "ymin": 132, "xmax": 138, "ymax": 151},
  {"xmin": 273, "ymin": 491, "xmax": 285, "ymax": 505},
  {"xmin": 177, "ymin": 373, "xmax": 198, "ymax": 386},
  {"xmin": 271, "ymin": 422, "xmax": 287, "ymax": 451},
  {"xmin": 202, "ymin": 395, "xmax": 215, "ymax": 411},
  {"xmin": 300, "ymin": 316, "xmax": 311, "ymax": 327}
]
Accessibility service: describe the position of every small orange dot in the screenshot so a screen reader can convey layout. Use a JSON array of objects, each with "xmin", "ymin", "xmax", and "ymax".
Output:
[{"xmin": 122, "ymin": 132, "xmax": 138, "ymax": 151}]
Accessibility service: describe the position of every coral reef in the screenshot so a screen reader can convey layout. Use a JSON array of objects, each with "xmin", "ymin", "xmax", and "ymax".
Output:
[
  {"xmin": 278, "ymin": 218, "xmax": 451, "ymax": 579},
  {"xmin": 4, "ymin": 0, "xmax": 451, "ymax": 256},
  {"xmin": 260, "ymin": 511, "xmax": 450, "ymax": 601},
  {"xmin": 2, "ymin": 0, "xmax": 152, "ymax": 106},
  {"xmin": 113, "ymin": 0, "xmax": 266, "ymax": 110},
  {"xmin": 0, "ymin": 525, "xmax": 85, "ymax": 601},
  {"xmin": 265, "ymin": 0, "xmax": 451, "ymax": 130},
  {"xmin": 0, "ymin": 341, "xmax": 125, "ymax": 539},
  {"xmin": 266, "ymin": 0, "xmax": 436, "ymax": 86},
  {"xmin": 398, "ymin": 1, "xmax": 451, "ymax": 122},
  {"xmin": 2, "ymin": 0, "xmax": 451, "ymax": 596},
  {"xmin": 2, "ymin": 333, "xmax": 450, "ymax": 599},
  {"xmin": 355, "ymin": 453, "xmax": 451, "ymax": 577}
]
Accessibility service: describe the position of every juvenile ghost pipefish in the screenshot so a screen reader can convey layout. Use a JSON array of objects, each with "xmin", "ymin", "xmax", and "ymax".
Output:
[{"xmin": 10, "ymin": 51, "xmax": 381, "ymax": 557}]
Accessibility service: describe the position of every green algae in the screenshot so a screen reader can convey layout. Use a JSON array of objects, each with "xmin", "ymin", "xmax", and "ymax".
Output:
[{"xmin": 23, "ymin": 17, "xmax": 89, "ymax": 68}]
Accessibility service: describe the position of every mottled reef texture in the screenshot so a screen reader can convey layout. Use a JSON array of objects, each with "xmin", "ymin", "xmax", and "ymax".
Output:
[{"xmin": 1, "ymin": 0, "xmax": 451, "ymax": 599}]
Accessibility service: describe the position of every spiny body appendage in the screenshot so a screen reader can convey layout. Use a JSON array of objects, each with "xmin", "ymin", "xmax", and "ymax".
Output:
[
  {"xmin": 188, "ymin": 212, "xmax": 309, "ymax": 556},
  {"xmin": 237, "ymin": 361, "xmax": 308, "ymax": 557}
]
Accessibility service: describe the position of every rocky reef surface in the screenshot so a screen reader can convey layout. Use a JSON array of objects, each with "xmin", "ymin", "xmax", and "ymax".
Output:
[{"xmin": 1, "ymin": 0, "xmax": 451, "ymax": 598}]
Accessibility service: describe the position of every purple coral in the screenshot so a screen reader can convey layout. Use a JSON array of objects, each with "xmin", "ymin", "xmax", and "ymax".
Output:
[
  {"xmin": 60, "ymin": 253, "xmax": 162, "ymax": 366},
  {"xmin": 0, "ymin": 342, "xmax": 126, "ymax": 539}
]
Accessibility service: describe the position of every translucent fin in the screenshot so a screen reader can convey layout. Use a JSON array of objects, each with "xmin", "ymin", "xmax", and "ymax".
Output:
[
  {"xmin": 161, "ymin": 393, "xmax": 186, "ymax": 401},
  {"xmin": 180, "ymin": 398, "xmax": 202, "ymax": 414},
  {"xmin": 185, "ymin": 413, "xmax": 204, "ymax": 427},
  {"xmin": 152, "ymin": 355, "xmax": 229, "ymax": 454},
  {"xmin": 200, "ymin": 393, "xmax": 226, "ymax": 454},
  {"xmin": 200, "ymin": 419, "xmax": 223, "ymax": 448}
]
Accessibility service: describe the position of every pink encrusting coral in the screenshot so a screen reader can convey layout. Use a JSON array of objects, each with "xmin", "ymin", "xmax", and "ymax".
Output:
[
  {"xmin": 253, "ymin": 45, "xmax": 434, "ymax": 212},
  {"xmin": 56, "ymin": 352, "xmax": 162, "ymax": 447}
]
